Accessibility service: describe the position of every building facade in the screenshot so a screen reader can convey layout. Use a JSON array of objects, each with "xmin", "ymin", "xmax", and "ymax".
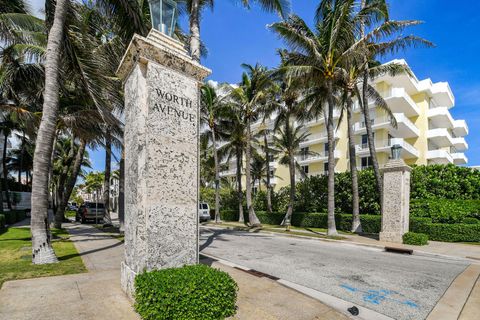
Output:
[{"xmin": 220, "ymin": 60, "xmax": 469, "ymax": 191}]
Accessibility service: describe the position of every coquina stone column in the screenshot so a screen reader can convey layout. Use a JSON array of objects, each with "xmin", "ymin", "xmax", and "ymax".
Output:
[
  {"xmin": 117, "ymin": 30, "xmax": 210, "ymax": 298},
  {"xmin": 379, "ymin": 159, "xmax": 411, "ymax": 243}
]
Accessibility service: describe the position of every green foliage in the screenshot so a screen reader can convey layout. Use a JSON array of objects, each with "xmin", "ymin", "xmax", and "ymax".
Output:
[
  {"xmin": 292, "ymin": 213, "xmax": 382, "ymax": 233},
  {"xmin": 403, "ymin": 232, "xmax": 429, "ymax": 246},
  {"xmin": 2, "ymin": 210, "xmax": 27, "ymax": 225},
  {"xmin": 200, "ymin": 187, "xmax": 240, "ymax": 212},
  {"xmin": 411, "ymin": 223, "xmax": 480, "ymax": 242},
  {"xmin": 411, "ymin": 164, "xmax": 480, "ymax": 200},
  {"xmin": 134, "ymin": 264, "xmax": 238, "ymax": 320},
  {"xmin": 11, "ymin": 192, "xmax": 21, "ymax": 205},
  {"xmin": 462, "ymin": 217, "xmax": 479, "ymax": 225},
  {"xmin": 0, "ymin": 214, "xmax": 5, "ymax": 229},
  {"xmin": 220, "ymin": 210, "xmax": 239, "ymax": 221},
  {"xmin": 410, "ymin": 199, "xmax": 480, "ymax": 223}
]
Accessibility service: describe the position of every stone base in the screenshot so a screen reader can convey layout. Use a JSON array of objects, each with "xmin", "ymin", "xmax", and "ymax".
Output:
[
  {"xmin": 121, "ymin": 262, "xmax": 137, "ymax": 300},
  {"xmin": 379, "ymin": 231, "xmax": 404, "ymax": 244}
]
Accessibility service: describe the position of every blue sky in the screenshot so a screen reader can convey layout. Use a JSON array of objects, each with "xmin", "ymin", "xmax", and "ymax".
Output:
[{"xmin": 29, "ymin": 0, "xmax": 480, "ymax": 169}]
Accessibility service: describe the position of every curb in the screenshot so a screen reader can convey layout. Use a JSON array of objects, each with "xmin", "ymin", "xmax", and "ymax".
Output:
[
  {"xmin": 200, "ymin": 252, "xmax": 394, "ymax": 320},
  {"xmin": 202, "ymin": 224, "xmax": 477, "ymax": 263}
]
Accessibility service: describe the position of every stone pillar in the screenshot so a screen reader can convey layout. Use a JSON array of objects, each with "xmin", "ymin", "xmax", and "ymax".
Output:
[
  {"xmin": 379, "ymin": 159, "xmax": 411, "ymax": 243},
  {"xmin": 117, "ymin": 30, "xmax": 211, "ymax": 298}
]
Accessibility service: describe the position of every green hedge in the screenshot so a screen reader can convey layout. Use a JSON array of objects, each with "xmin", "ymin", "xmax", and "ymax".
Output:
[
  {"xmin": 410, "ymin": 223, "xmax": 480, "ymax": 242},
  {"xmin": 134, "ymin": 264, "xmax": 237, "ymax": 320},
  {"xmin": 403, "ymin": 232, "xmax": 429, "ymax": 246},
  {"xmin": 2, "ymin": 210, "xmax": 27, "ymax": 225},
  {"xmin": 0, "ymin": 214, "xmax": 5, "ymax": 229},
  {"xmin": 410, "ymin": 199, "xmax": 480, "ymax": 223}
]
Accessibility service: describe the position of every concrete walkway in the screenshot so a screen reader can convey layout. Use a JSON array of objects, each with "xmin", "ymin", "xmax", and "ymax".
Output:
[{"xmin": 0, "ymin": 223, "xmax": 350, "ymax": 320}]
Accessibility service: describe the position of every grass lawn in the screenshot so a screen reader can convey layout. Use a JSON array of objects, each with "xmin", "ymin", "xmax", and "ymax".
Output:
[{"xmin": 0, "ymin": 227, "xmax": 87, "ymax": 288}]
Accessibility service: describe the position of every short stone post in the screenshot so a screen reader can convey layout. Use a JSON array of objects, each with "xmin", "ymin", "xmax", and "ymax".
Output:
[
  {"xmin": 117, "ymin": 30, "xmax": 210, "ymax": 298},
  {"xmin": 379, "ymin": 153, "xmax": 411, "ymax": 243}
]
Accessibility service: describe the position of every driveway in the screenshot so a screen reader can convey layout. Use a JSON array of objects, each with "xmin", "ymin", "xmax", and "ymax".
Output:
[{"xmin": 200, "ymin": 227, "xmax": 470, "ymax": 320}]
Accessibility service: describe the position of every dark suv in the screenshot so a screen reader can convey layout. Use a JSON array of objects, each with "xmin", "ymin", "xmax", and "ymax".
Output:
[{"xmin": 76, "ymin": 202, "xmax": 106, "ymax": 224}]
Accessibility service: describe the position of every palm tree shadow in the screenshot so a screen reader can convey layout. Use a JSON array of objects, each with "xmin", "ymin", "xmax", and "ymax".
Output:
[
  {"xmin": 59, "ymin": 241, "xmax": 122, "ymax": 261},
  {"xmin": 199, "ymin": 229, "xmax": 231, "ymax": 251}
]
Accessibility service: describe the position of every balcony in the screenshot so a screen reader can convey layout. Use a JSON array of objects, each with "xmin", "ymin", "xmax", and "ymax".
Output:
[
  {"xmin": 355, "ymin": 138, "xmax": 418, "ymax": 159},
  {"xmin": 353, "ymin": 114, "xmax": 418, "ymax": 138},
  {"xmin": 299, "ymin": 131, "xmax": 341, "ymax": 148},
  {"xmin": 428, "ymin": 107, "xmax": 455, "ymax": 129},
  {"xmin": 381, "ymin": 87, "xmax": 420, "ymax": 117},
  {"xmin": 219, "ymin": 169, "xmax": 237, "ymax": 177},
  {"xmin": 427, "ymin": 128, "xmax": 454, "ymax": 148},
  {"xmin": 451, "ymin": 137, "xmax": 468, "ymax": 152},
  {"xmin": 453, "ymin": 120, "xmax": 469, "ymax": 137},
  {"xmin": 269, "ymin": 161, "xmax": 278, "ymax": 169},
  {"xmin": 296, "ymin": 150, "xmax": 341, "ymax": 165},
  {"xmin": 452, "ymin": 153, "xmax": 468, "ymax": 165},
  {"xmin": 302, "ymin": 109, "xmax": 341, "ymax": 127},
  {"xmin": 427, "ymin": 150, "xmax": 453, "ymax": 165}
]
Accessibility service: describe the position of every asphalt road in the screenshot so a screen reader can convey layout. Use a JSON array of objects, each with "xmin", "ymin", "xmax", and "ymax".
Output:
[{"xmin": 199, "ymin": 227, "xmax": 470, "ymax": 320}]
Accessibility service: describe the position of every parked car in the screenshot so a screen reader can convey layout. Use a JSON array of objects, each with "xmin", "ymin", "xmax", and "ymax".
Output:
[
  {"xmin": 76, "ymin": 202, "xmax": 106, "ymax": 224},
  {"xmin": 67, "ymin": 202, "xmax": 78, "ymax": 211},
  {"xmin": 199, "ymin": 202, "xmax": 210, "ymax": 222}
]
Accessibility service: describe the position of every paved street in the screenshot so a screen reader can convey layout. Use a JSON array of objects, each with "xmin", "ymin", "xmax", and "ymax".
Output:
[{"xmin": 200, "ymin": 227, "xmax": 471, "ymax": 320}]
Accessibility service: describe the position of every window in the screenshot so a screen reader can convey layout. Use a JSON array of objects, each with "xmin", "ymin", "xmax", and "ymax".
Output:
[
  {"xmin": 301, "ymin": 147, "xmax": 309, "ymax": 160},
  {"xmin": 323, "ymin": 162, "xmax": 329, "ymax": 174},
  {"xmin": 270, "ymin": 170, "xmax": 274, "ymax": 177},
  {"xmin": 388, "ymin": 134, "xmax": 393, "ymax": 146},
  {"xmin": 268, "ymin": 154, "xmax": 275, "ymax": 162},
  {"xmin": 252, "ymin": 187, "xmax": 258, "ymax": 195},
  {"xmin": 361, "ymin": 157, "xmax": 373, "ymax": 169},
  {"xmin": 301, "ymin": 165, "xmax": 309, "ymax": 174},
  {"xmin": 361, "ymin": 134, "xmax": 374, "ymax": 149}
]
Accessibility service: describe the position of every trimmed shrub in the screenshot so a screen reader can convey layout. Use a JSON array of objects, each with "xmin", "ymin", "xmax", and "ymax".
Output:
[
  {"xmin": 220, "ymin": 210, "xmax": 239, "ymax": 222},
  {"xmin": 410, "ymin": 223, "xmax": 480, "ymax": 242},
  {"xmin": 14, "ymin": 210, "xmax": 26, "ymax": 222},
  {"xmin": 410, "ymin": 199, "xmax": 480, "ymax": 223},
  {"xmin": 134, "ymin": 264, "xmax": 238, "ymax": 320},
  {"xmin": 255, "ymin": 211, "xmax": 284, "ymax": 225},
  {"xmin": 3, "ymin": 212, "xmax": 16, "ymax": 225},
  {"xmin": 403, "ymin": 232, "xmax": 429, "ymax": 246},
  {"xmin": 462, "ymin": 217, "xmax": 479, "ymax": 224},
  {"xmin": 0, "ymin": 214, "xmax": 5, "ymax": 229}
]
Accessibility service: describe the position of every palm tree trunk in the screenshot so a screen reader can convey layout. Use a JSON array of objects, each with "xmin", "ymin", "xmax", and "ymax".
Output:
[
  {"xmin": 19, "ymin": 131, "xmax": 25, "ymax": 184},
  {"xmin": 362, "ymin": 73, "xmax": 383, "ymax": 200},
  {"xmin": 56, "ymin": 139, "xmax": 86, "ymax": 227},
  {"xmin": 118, "ymin": 149, "xmax": 125, "ymax": 232},
  {"xmin": 103, "ymin": 131, "xmax": 112, "ymax": 225},
  {"xmin": 236, "ymin": 146, "xmax": 244, "ymax": 223},
  {"xmin": 283, "ymin": 149, "xmax": 296, "ymax": 225},
  {"xmin": 347, "ymin": 95, "xmax": 361, "ymax": 233},
  {"xmin": 245, "ymin": 117, "xmax": 261, "ymax": 227},
  {"xmin": 31, "ymin": 0, "xmax": 69, "ymax": 265},
  {"xmin": 189, "ymin": 0, "xmax": 201, "ymax": 61},
  {"xmin": 212, "ymin": 128, "xmax": 221, "ymax": 223},
  {"xmin": 264, "ymin": 133, "xmax": 273, "ymax": 213},
  {"xmin": 3, "ymin": 132, "xmax": 11, "ymax": 210},
  {"xmin": 326, "ymin": 80, "xmax": 338, "ymax": 236}
]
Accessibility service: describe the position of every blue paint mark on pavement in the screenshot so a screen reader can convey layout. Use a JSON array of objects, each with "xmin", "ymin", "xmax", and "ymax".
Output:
[{"xmin": 340, "ymin": 283, "xmax": 419, "ymax": 309}]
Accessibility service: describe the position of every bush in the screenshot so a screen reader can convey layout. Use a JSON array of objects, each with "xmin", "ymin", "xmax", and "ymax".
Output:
[
  {"xmin": 0, "ymin": 214, "xmax": 5, "ymax": 229},
  {"xmin": 403, "ymin": 232, "xmax": 429, "ymax": 246},
  {"xmin": 3, "ymin": 212, "xmax": 16, "ymax": 225},
  {"xmin": 462, "ymin": 217, "xmax": 479, "ymax": 224},
  {"xmin": 411, "ymin": 223, "xmax": 480, "ymax": 242},
  {"xmin": 134, "ymin": 264, "xmax": 238, "ymax": 320},
  {"xmin": 220, "ymin": 210, "xmax": 239, "ymax": 222},
  {"xmin": 14, "ymin": 210, "xmax": 26, "ymax": 222},
  {"xmin": 410, "ymin": 199, "xmax": 480, "ymax": 223}
]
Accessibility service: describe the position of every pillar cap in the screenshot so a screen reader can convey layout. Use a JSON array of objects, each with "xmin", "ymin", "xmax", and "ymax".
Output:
[
  {"xmin": 381, "ymin": 159, "xmax": 412, "ymax": 173},
  {"xmin": 117, "ymin": 29, "xmax": 211, "ymax": 82}
]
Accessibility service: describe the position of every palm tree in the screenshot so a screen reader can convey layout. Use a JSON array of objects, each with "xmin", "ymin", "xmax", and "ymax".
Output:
[
  {"xmin": 271, "ymin": 0, "xmax": 431, "ymax": 235},
  {"xmin": 230, "ymin": 64, "xmax": 273, "ymax": 227},
  {"xmin": 29, "ymin": 0, "xmax": 70, "ymax": 264},
  {"xmin": 271, "ymin": 124, "xmax": 311, "ymax": 224},
  {"xmin": 186, "ymin": 0, "xmax": 290, "ymax": 61},
  {"xmin": 201, "ymin": 83, "xmax": 229, "ymax": 223}
]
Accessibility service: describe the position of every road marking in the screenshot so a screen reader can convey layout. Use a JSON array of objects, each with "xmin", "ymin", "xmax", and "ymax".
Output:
[{"xmin": 339, "ymin": 284, "xmax": 419, "ymax": 308}]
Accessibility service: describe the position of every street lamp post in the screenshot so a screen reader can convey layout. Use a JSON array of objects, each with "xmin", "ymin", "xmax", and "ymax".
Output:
[{"xmin": 149, "ymin": 0, "xmax": 178, "ymax": 37}]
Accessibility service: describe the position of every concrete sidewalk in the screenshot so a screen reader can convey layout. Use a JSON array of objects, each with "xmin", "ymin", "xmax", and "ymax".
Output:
[{"xmin": 0, "ymin": 223, "xmax": 350, "ymax": 320}]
